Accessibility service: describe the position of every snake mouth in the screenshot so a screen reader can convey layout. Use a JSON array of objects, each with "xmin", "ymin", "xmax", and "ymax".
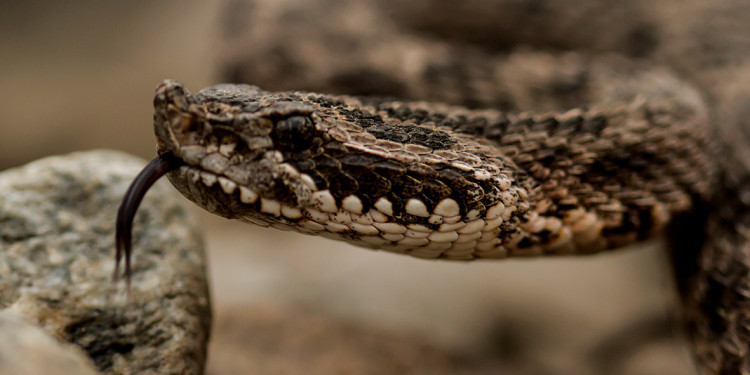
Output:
[{"xmin": 114, "ymin": 151, "xmax": 184, "ymax": 291}]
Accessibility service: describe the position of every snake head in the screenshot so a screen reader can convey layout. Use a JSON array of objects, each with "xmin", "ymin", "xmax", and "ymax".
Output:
[
  {"xmin": 117, "ymin": 79, "xmax": 533, "ymax": 287},
  {"xmin": 151, "ymin": 79, "xmax": 529, "ymax": 232},
  {"xmin": 153, "ymin": 80, "xmax": 326, "ymax": 215}
]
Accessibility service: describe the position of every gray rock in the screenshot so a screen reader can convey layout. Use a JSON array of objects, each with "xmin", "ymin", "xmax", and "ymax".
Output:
[
  {"xmin": 0, "ymin": 310, "xmax": 99, "ymax": 375},
  {"xmin": 0, "ymin": 150, "xmax": 211, "ymax": 375}
]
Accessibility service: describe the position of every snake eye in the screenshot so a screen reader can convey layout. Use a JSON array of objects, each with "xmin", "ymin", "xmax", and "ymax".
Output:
[{"xmin": 273, "ymin": 115, "xmax": 315, "ymax": 151}]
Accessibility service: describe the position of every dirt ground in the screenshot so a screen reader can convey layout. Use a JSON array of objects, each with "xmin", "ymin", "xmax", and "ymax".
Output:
[{"xmin": 0, "ymin": 2, "xmax": 697, "ymax": 374}]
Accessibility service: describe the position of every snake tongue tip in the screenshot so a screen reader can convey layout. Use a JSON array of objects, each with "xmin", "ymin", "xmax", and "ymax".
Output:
[{"xmin": 114, "ymin": 152, "xmax": 182, "ymax": 291}]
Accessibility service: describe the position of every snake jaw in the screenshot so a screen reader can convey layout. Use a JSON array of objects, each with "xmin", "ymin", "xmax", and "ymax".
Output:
[
  {"xmin": 145, "ymin": 81, "xmax": 544, "ymax": 260},
  {"xmin": 114, "ymin": 152, "xmax": 183, "ymax": 291}
]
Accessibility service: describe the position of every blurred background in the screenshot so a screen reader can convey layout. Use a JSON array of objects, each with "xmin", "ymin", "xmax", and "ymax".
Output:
[{"xmin": 0, "ymin": 1, "xmax": 696, "ymax": 374}]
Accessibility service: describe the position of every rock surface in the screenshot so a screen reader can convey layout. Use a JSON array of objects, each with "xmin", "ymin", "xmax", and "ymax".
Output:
[
  {"xmin": 0, "ymin": 310, "xmax": 99, "ymax": 375},
  {"xmin": 0, "ymin": 150, "xmax": 211, "ymax": 375}
]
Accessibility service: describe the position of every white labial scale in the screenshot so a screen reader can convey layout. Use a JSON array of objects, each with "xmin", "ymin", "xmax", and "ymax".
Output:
[
  {"xmin": 266, "ymin": 150, "xmax": 284, "ymax": 163},
  {"xmin": 483, "ymin": 216, "xmax": 503, "ymax": 232},
  {"xmin": 501, "ymin": 205, "xmax": 516, "ymax": 221},
  {"xmin": 369, "ymin": 209, "xmax": 389, "ymax": 223},
  {"xmin": 439, "ymin": 222, "xmax": 466, "ymax": 232},
  {"xmin": 277, "ymin": 163, "xmax": 300, "ymax": 178},
  {"xmin": 305, "ymin": 209, "xmax": 330, "ymax": 224},
  {"xmin": 406, "ymin": 224, "xmax": 430, "ymax": 233},
  {"xmin": 260, "ymin": 198, "xmax": 281, "ymax": 216},
  {"xmin": 474, "ymin": 169, "xmax": 492, "ymax": 180},
  {"xmin": 451, "ymin": 161, "xmax": 473, "ymax": 172},
  {"xmin": 372, "ymin": 222, "xmax": 407, "ymax": 234},
  {"xmin": 466, "ymin": 209, "xmax": 482, "ymax": 221},
  {"xmin": 455, "ymin": 231, "xmax": 482, "ymax": 243},
  {"xmin": 348, "ymin": 223, "xmax": 380, "ymax": 236},
  {"xmin": 312, "ymin": 190, "xmax": 338, "ymax": 212},
  {"xmin": 544, "ymin": 217, "xmax": 563, "ymax": 234},
  {"xmin": 341, "ymin": 195, "xmax": 363, "ymax": 214},
  {"xmin": 219, "ymin": 142, "xmax": 236, "ymax": 156},
  {"xmin": 427, "ymin": 231, "xmax": 458, "ymax": 243},
  {"xmin": 201, "ymin": 172, "xmax": 217, "ymax": 187},
  {"xmin": 428, "ymin": 214, "xmax": 443, "ymax": 225},
  {"xmin": 330, "ymin": 211, "xmax": 352, "ymax": 225},
  {"xmin": 239, "ymin": 186, "xmax": 258, "ymax": 204},
  {"xmin": 405, "ymin": 199, "xmax": 430, "ymax": 217},
  {"xmin": 459, "ymin": 219, "xmax": 485, "ymax": 234},
  {"xmin": 521, "ymin": 213, "xmax": 546, "ymax": 233},
  {"xmin": 281, "ymin": 205, "xmax": 303, "ymax": 219},
  {"xmin": 433, "ymin": 198, "xmax": 460, "ymax": 217},
  {"xmin": 351, "ymin": 213, "xmax": 373, "ymax": 225},
  {"xmin": 299, "ymin": 174, "xmax": 318, "ymax": 191},
  {"xmin": 325, "ymin": 222, "xmax": 350, "ymax": 233},
  {"xmin": 218, "ymin": 177, "xmax": 237, "ymax": 194},
  {"xmin": 404, "ymin": 229, "xmax": 430, "ymax": 238},
  {"xmin": 374, "ymin": 197, "xmax": 394, "ymax": 216},
  {"xmin": 381, "ymin": 233, "xmax": 406, "ymax": 242},
  {"xmin": 486, "ymin": 203, "xmax": 505, "ymax": 220},
  {"xmin": 494, "ymin": 176, "xmax": 512, "ymax": 190},
  {"xmin": 443, "ymin": 215, "xmax": 462, "ymax": 224}
]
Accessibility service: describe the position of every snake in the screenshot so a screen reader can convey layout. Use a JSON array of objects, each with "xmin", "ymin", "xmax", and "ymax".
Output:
[{"xmin": 115, "ymin": 0, "xmax": 750, "ymax": 373}]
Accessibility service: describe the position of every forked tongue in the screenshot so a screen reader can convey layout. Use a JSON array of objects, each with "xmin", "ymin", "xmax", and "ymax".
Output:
[{"xmin": 114, "ymin": 152, "xmax": 182, "ymax": 293}]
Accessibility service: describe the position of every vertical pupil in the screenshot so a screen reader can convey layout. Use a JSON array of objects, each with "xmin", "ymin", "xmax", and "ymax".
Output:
[{"xmin": 276, "ymin": 115, "xmax": 313, "ymax": 151}]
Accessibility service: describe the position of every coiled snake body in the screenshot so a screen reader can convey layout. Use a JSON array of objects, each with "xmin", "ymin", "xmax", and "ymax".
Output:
[{"xmin": 117, "ymin": 1, "xmax": 750, "ymax": 373}]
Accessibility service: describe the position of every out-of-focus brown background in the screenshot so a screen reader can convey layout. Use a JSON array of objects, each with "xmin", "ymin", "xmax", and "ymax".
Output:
[{"xmin": 0, "ymin": 2, "xmax": 696, "ymax": 374}]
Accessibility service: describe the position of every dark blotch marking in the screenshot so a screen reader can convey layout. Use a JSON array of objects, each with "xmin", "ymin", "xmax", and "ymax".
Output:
[
  {"xmin": 329, "ymin": 172, "xmax": 360, "ymax": 199},
  {"xmin": 340, "ymin": 108, "xmax": 456, "ymax": 150},
  {"xmin": 272, "ymin": 115, "xmax": 316, "ymax": 152},
  {"xmin": 517, "ymin": 237, "xmax": 534, "ymax": 249},
  {"xmin": 393, "ymin": 175, "xmax": 423, "ymax": 197},
  {"xmin": 307, "ymin": 95, "xmax": 346, "ymax": 108}
]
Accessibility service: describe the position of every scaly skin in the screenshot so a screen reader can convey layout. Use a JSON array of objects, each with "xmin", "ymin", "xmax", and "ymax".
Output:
[
  {"xmin": 113, "ymin": 1, "xmax": 750, "ymax": 373},
  {"xmin": 214, "ymin": 1, "xmax": 750, "ymax": 372}
]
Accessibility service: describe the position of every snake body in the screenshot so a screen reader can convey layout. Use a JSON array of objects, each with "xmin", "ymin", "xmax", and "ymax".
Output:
[{"xmin": 116, "ymin": 0, "xmax": 750, "ymax": 373}]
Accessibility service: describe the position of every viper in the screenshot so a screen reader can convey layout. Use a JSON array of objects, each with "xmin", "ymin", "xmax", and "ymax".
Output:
[{"xmin": 117, "ymin": 1, "xmax": 750, "ymax": 373}]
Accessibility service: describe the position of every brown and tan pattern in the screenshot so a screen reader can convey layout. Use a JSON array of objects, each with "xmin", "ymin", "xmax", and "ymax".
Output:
[
  {"xmin": 116, "ymin": 0, "xmax": 750, "ymax": 373},
  {"xmin": 151, "ymin": 70, "xmax": 711, "ymax": 261}
]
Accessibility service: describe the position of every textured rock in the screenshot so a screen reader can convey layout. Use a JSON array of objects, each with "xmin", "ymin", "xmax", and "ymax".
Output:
[
  {"xmin": 0, "ymin": 310, "xmax": 99, "ymax": 375},
  {"xmin": 0, "ymin": 150, "xmax": 211, "ymax": 375}
]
